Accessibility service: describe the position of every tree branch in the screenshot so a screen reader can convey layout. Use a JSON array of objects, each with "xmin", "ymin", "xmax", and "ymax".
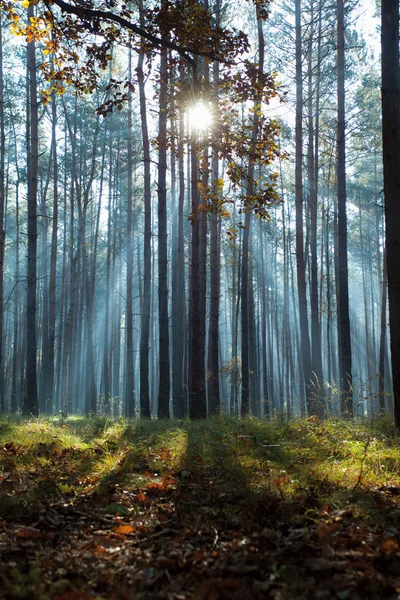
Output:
[{"xmin": 44, "ymin": 0, "xmax": 219, "ymax": 67}]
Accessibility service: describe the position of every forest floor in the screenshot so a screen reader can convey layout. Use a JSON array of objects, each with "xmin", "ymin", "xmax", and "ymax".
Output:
[{"xmin": 1, "ymin": 416, "xmax": 400, "ymax": 599}]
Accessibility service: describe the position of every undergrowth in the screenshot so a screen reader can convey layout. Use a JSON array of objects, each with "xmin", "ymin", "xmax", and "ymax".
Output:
[
  {"xmin": 1, "ymin": 414, "xmax": 400, "ymax": 520},
  {"xmin": 2, "ymin": 415, "xmax": 400, "ymax": 599}
]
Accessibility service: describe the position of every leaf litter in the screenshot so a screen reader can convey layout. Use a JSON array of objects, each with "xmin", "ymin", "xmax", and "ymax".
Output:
[{"xmin": 1, "ymin": 416, "xmax": 400, "ymax": 598}]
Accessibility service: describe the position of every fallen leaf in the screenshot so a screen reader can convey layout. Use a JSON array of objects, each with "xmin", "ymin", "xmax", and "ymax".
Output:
[
  {"xmin": 113, "ymin": 524, "xmax": 135, "ymax": 535},
  {"xmin": 317, "ymin": 521, "xmax": 341, "ymax": 543},
  {"xmin": 381, "ymin": 538, "xmax": 399, "ymax": 554},
  {"xmin": 16, "ymin": 527, "xmax": 41, "ymax": 539},
  {"xmin": 192, "ymin": 550, "xmax": 205, "ymax": 563},
  {"xmin": 137, "ymin": 492, "xmax": 146, "ymax": 503}
]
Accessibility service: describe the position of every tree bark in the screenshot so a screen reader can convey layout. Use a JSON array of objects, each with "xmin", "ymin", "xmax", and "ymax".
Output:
[
  {"xmin": 24, "ymin": 4, "xmax": 39, "ymax": 416},
  {"xmin": 137, "ymin": 2, "xmax": 151, "ymax": 418},
  {"xmin": 381, "ymin": 0, "xmax": 400, "ymax": 426},
  {"xmin": 157, "ymin": 35, "xmax": 170, "ymax": 418},
  {"xmin": 295, "ymin": 0, "xmax": 313, "ymax": 416},
  {"xmin": 337, "ymin": 0, "xmax": 352, "ymax": 415}
]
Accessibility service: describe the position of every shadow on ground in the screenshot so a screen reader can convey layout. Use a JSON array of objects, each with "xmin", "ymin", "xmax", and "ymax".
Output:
[{"xmin": 1, "ymin": 417, "xmax": 400, "ymax": 599}]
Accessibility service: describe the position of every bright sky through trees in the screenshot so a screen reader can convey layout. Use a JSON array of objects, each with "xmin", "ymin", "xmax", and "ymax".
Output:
[{"xmin": 187, "ymin": 102, "xmax": 213, "ymax": 132}]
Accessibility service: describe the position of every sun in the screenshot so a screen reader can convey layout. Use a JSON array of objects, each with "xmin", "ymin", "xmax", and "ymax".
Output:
[{"xmin": 188, "ymin": 102, "xmax": 213, "ymax": 133}]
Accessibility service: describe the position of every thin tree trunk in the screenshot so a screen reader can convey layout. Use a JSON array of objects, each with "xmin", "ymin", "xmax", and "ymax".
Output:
[
  {"xmin": 137, "ymin": 5, "xmax": 151, "ymax": 418},
  {"xmin": 125, "ymin": 45, "xmax": 135, "ymax": 418},
  {"xmin": 157, "ymin": 33, "xmax": 170, "ymax": 418},
  {"xmin": 24, "ymin": 4, "xmax": 39, "ymax": 416},
  {"xmin": 295, "ymin": 0, "xmax": 313, "ymax": 415},
  {"xmin": 0, "ymin": 17, "xmax": 5, "ymax": 412},
  {"xmin": 337, "ymin": 0, "xmax": 352, "ymax": 415},
  {"xmin": 379, "ymin": 244, "xmax": 388, "ymax": 412}
]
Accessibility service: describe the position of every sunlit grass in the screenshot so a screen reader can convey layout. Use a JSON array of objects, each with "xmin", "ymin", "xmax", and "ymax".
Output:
[{"xmin": 1, "ymin": 414, "xmax": 400, "ymax": 521}]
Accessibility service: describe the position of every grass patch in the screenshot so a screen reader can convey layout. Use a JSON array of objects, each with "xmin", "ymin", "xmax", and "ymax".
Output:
[
  {"xmin": 1, "ymin": 415, "xmax": 400, "ymax": 515},
  {"xmin": 1, "ymin": 414, "xmax": 400, "ymax": 521},
  {"xmin": 2, "ymin": 415, "xmax": 400, "ymax": 599}
]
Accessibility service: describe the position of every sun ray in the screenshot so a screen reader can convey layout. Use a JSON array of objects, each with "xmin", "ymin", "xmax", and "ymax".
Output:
[{"xmin": 188, "ymin": 102, "xmax": 213, "ymax": 132}]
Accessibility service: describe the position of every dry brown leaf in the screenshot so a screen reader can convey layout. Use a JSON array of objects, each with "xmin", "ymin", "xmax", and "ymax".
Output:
[
  {"xmin": 16, "ymin": 527, "xmax": 41, "ymax": 539},
  {"xmin": 381, "ymin": 538, "xmax": 399, "ymax": 554},
  {"xmin": 317, "ymin": 521, "xmax": 341, "ymax": 543},
  {"xmin": 137, "ymin": 492, "xmax": 146, "ymax": 503}
]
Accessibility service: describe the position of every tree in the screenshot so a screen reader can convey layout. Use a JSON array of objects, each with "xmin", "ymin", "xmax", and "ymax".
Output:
[
  {"xmin": 24, "ymin": 3, "xmax": 39, "ymax": 416},
  {"xmin": 381, "ymin": 0, "xmax": 400, "ymax": 427},
  {"xmin": 336, "ymin": 0, "xmax": 352, "ymax": 415},
  {"xmin": 0, "ymin": 11, "xmax": 5, "ymax": 412},
  {"xmin": 295, "ymin": 0, "xmax": 313, "ymax": 416},
  {"xmin": 157, "ymin": 7, "xmax": 170, "ymax": 419}
]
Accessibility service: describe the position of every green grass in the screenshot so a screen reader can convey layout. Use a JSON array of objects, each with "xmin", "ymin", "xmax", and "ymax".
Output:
[
  {"xmin": 2, "ymin": 415, "xmax": 400, "ymax": 599},
  {"xmin": 1, "ymin": 414, "xmax": 400, "ymax": 520}
]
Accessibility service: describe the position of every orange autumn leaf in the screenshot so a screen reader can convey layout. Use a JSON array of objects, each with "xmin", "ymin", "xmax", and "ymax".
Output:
[
  {"xmin": 146, "ymin": 482, "xmax": 165, "ymax": 490},
  {"xmin": 381, "ymin": 538, "xmax": 399, "ymax": 554},
  {"xmin": 113, "ymin": 524, "xmax": 135, "ymax": 535}
]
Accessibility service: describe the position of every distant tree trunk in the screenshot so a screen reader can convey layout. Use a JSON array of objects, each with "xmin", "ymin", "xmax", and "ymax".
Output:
[
  {"xmin": 189, "ymin": 110, "xmax": 207, "ymax": 419},
  {"xmin": 103, "ymin": 122, "xmax": 114, "ymax": 414},
  {"xmin": 207, "ymin": 2, "xmax": 221, "ymax": 414},
  {"xmin": 379, "ymin": 244, "xmax": 387, "ymax": 412},
  {"xmin": 231, "ymin": 237, "xmax": 240, "ymax": 415},
  {"xmin": 54, "ymin": 130, "xmax": 68, "ymax": 413},
  {"xmin": 295, "ymin": 0, "xmax": 313, "ymax": 416},
  {"xmin": 137, "ymin": 4, "xmax": 151, "ymax": 418},
  {"xmin": 0, "ymin": 17, "xmax": 5, "ymax": 412},
  {"xmin": 207, "ymin": 165, "xmax": 221, "ymax": 414},
  {"xmin": 47, "ymin": 77, "xmax": 58, "ymax": 414},
  {"xmin": 241, "ymin": 3, "xmax": 264, "ymax": 417},
  {"xmin": 24, "ymin": 4, "xmax": 39, "ymax": 416},
  {"xmin": 125, "ymin": 45, "xmax": 135, "ymax": 418},
  {"xmin": 259, "ymin": 218, "xmax": 269, "ymax": 418},
  {"xmin": 157, "ymin": 36, "xmax": 170, "ymax": 418},
  {"xmin": 11, "ymin": 134, "xmax": 21, "ymax": 413},
  {"xmin": 248, "ymin": 238, "xmax": 259, "ymax": 416},
  {"xmin": 39, "ymin": 158, "xmax": 51, "ymax": 412},
  {"xmin": 337, "ymin": 0, "xmax": 352, "ymax": 415},
  {"xmin": 171, "ymin": 67, "xmax": 186, "ymax": 419},
  {"xmin": 307, "ymin": 2, "xmax": 324, "ymax": 415},
  {"xmin": 382, "ymin": 0, "xmax": 400, "ymax": 426}
]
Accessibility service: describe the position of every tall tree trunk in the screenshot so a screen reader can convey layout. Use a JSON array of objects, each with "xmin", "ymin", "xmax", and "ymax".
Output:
[
  {"xmin": 47, "ymin": 76, "xmax": 58, "ymax": 414},
  {"xmin": 137, "ymin": 4, "xmax": 151, "ymax": 418},
  {"xmin": 125, "ymin": 45, "xmax": 135, "ymax": 418},
  {"xmin": 171, "ymin": 67, "xmax": 186, "ymax": 419},
  {"xmin": 11, "ymin": 139, "xmax": 21, "ymax": 413},
  {"xmin": 189, "ymin": 107, "xmax": 207, "ymax": 419},
  {"xmin": 381, "ymin": 0, "xmax": 400, "ymax": 427},
  {"xmin": 307, "ymin": 2, "xmax": 324, "ymax": 415},
  {"xmin": 241, "ymin": 3, "xmax": 264, "ymax": 417},
  {"xmin": 24, "ymin": 4, "xmax": 39, "ymax": 416},
  {"xmin": 103, "ymin": 123, "xmax": 112, "ymax": 414},
  {"xmin": 157, "ymin": 35, "xmax": 170, "ymax": 418},
  {"xmin": 0, "ymin": 16, "xmax": 5, "ymax": 412},
  {"xmin": 337, "ymin": 0, "xmax": 352, "ymax": 415},
  {"xmin": 259, "ymin": 218, "xmax": 269, "ymax": 418},
  {"xmin": 207, "ymin": 1, "xmax": 221, "ymax": 413},
  {"xmin": 295, "ymin": 0, "xmax": 313, "ymax": 415}
]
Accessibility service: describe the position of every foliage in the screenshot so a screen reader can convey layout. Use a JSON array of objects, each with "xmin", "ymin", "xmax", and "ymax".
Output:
[
  {"xmin": 1, "ymin": 416, "xmax": 400, "ymax": 598},
  {"xmin": 1, "ymin": 0, "xmax": 284, "ymax": 220}
]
